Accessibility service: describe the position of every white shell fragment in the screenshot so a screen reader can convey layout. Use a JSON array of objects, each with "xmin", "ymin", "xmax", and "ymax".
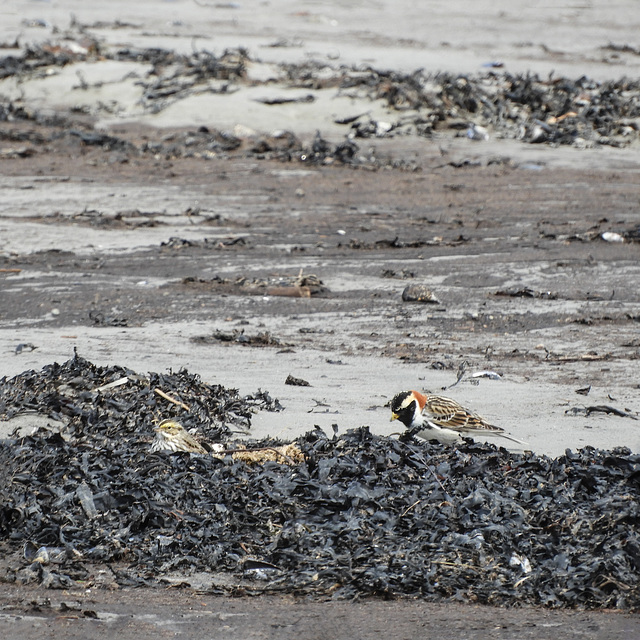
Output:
[
  {"xmin": 471, "ymin": 371, "xmax": 502, "ymax": 380},
  {"xmin": 467, "ymin": 123, "xmax": 489, "ymax": 141},
  {"xmin": 510, "ymin": 552, "xmax": 532, "ymax": 574}
]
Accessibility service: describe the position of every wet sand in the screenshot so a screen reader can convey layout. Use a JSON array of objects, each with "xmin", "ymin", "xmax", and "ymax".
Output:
[{"xmin": 1, "ymin": 152, "xmax": 638, "ymax": 456}]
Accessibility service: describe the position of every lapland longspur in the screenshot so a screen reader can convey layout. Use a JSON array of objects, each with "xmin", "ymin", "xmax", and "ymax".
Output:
[{"xmin": 390, "ymin": 390, "xmax": 526, "ymax": 445}]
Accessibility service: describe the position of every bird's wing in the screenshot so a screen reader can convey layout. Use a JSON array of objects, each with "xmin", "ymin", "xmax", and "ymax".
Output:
[
  {"xmin": 184, "ymin": 433, "xmax": 208, "ymax": 453},
  {"xmin": 424, "ymin": 395, "xmax": 505, "ymax": 434}
]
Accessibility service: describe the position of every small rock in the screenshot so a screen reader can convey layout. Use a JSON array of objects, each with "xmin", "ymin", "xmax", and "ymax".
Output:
[
  {"xmin": 285, "ymin": 374, "xmax": 311, "ymax": 387},
  {"xmin": 401, "ymin": 284, "xmax": 439, "ymax": 304}
]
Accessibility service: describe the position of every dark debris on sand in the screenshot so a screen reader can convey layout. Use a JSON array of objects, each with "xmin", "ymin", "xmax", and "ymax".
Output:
[
  {"xmin": 2, "ymin": 29, "xmax": 640, "ymax": 169},
  {"xmin": 0, "ymin": 357, "xmax": 639, "ymax": 610}
]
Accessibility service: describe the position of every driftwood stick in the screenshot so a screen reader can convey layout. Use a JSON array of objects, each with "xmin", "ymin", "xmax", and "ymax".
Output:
[
  {"xmin": 221, "ymin": 445, "xmax": 297, "ymax": 465},
  {"xmin": 154, "ymin": 388, "xmax": 190, "ymax": 411}
]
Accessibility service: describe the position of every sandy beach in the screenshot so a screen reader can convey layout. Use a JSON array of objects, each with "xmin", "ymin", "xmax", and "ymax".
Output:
[{"xmin": 1, "ymin": 1, "xmax": 640, "ymax": 636}]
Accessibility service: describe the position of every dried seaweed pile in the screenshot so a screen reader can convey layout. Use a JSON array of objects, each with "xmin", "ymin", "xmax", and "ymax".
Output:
[
  {"xmin": 2, "ymin": 28, "xmax": 640, "ymax": 153},
  {"xmin": 0, "ymin": 353, "xmax": 281, "ymax": 442},
  {"xmin": 0, "ymin": 358, "xmax": 639, "ymax": 609},
  {"xmin": 334, "ymin": 69, "xmax": 640, "ymax": 147}
]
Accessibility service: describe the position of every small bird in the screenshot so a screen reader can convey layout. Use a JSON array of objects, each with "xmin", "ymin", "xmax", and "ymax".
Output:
[
  {"xmin": 390, "ymin": 390, "xmax": 527, "ymax": 445},
  {"xmin": 150, "ymin": 419, "xmax": 208, "ymax": 454}
]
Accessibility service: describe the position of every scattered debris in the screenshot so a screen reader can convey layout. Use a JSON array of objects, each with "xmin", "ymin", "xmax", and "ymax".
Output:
[
  {"xmin": 443, "ymin": 360, "xmax": 469, "ymax": 390},
  {"xmin": 494, "ymin": 287, "xmax": 558, "ymax": 299},
  {"xmin": 566, "ymin": 405, "xmax": 638, "ymax": 419},
  {"xmin": 254, "ymin": 94, "xmax": 315, "ymax": 105},
  {"xmin": 381, "ymin": 268, "xmax": 415, "ymax": 279},
  {"xmin": 554, "ymin": 352, "xmax": 611, "ymax": 362},
  {"xmin": 266, "ymin": 286, "xmax": 311, "ymax": 298},
  {"xmin": 181, "ymin": 271, "xmax": 327, "ymax": 297},
  {"xmin": 14, "ymin": 343, "xmax": 37, "ymax": 355},
  {"xmin": 3, "ymin": 35, "xmax": 639, "ymax": 176},
  {"xmin": 347, "ymin": 116, "xmax": 395, "ymax": 138},
  {"xmin": 70, "ymin": 129, "xmax": 134, "ymax": 152},
  {"xmin": 88, "ymin": 310, "xmax": 128, "ymax": 327},
  {"xmin": 285, "ymin": 374, "xmax": 311, "ymax": 387},
  {"xmin": 23, "ymin": 541, "xmax": 81, "ymax": 565},
  {"xmin": 191, "ymin": 329, "xmax": 285, "ymax": 347},
  {"xmin": 624, "ymin": 225, "xmax": 640, "ymax": 242}
]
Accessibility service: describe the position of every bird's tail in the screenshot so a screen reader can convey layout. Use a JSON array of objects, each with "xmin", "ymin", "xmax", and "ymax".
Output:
[{"xmin": 496, "ymin": 432, "xmax": 529, "ymax": 446}]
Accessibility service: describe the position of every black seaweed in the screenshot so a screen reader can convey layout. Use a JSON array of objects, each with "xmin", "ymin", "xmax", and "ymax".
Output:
[{"xmin": 0, "ymin": 356, "xmax": 638, "ymax": 610}]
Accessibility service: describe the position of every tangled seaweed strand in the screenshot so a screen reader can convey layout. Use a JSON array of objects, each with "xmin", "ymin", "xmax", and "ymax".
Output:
[{"xmin": 0, "ymin": 359, "xmax": 639, "ymax": 609}]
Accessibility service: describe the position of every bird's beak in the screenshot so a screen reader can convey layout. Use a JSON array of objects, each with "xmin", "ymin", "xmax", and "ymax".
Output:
[{"xmin": 390, "ymin": 413, "xmax": 399, "ymax": 422}]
